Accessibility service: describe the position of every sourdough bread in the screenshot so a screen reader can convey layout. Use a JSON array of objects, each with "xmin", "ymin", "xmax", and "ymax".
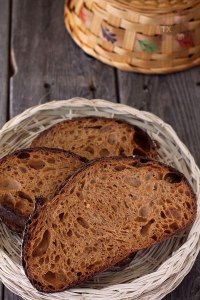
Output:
[
  {"xmin": 22, "ymin": 156, "xmax": 196, "ymax": 292},
  {"xmin": 0, "ymin": 148, "xmax": 86, "ymax": 233},
  {"xmin": 31, "ymin": 117, "xmax": 157, "ymax": 160}
]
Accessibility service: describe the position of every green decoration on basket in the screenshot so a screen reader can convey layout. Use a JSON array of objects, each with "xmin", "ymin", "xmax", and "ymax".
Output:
[{"xmin": 138, "ymin": 40, "xmax": 157, "ymax": 54}]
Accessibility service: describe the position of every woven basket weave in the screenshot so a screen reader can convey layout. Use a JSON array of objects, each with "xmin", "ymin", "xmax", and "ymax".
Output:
[
  {"xmin": 64, "ymin": 0, "xmax": 200, "ymax": 73},
  {"xmin": 0, "ymin": 98, "xmax": 200, "ymax": 300}
]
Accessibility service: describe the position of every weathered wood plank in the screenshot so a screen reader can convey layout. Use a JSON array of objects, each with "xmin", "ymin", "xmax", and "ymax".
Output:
[
  {"xmin": 0, "ymin": 0, "xmax": 10, "ymax": 298},
  {"xmin": 117, "ymin": 67, "xmax": 200, "ymax": 164},
  {"xmin": 0, "ymin": 0, "xmax": 10, "ymax": 128},
  {"xmin": 10, "ymin": 0, "xmax": 117, "ymax": 118},
  {"xmin": 117, "ymin": 66, "xmax": 200, "ymax": 299},
  {"xmin": 0, "ymin": 285, "xmax": 2, "ymax": 300},
  {"xmin": 164, "ymin": 254, "xmax": 200, "ymax": 300},
  {"xmin": 3, "ymin": 288, "xmax": 21, "ymax": 300}
]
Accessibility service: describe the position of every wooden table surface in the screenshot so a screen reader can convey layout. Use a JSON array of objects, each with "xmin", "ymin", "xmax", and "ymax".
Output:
[{"xmin": 0, "ymin": 1, "xmax": 200, "ymax": 299}]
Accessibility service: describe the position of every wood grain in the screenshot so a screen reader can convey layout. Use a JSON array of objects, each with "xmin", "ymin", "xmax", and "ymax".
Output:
[
  {"xmin": 0, "ymin": 286, "xmax": 2, "ymax": 300},
  {"xmin": 0, "ymin": 0, "xmax": 10, "ymax": 128},
  {"xmin": 117, "ymin": 67, "xmax": 200, "ymax": 164},
  {"xmin": 0, "ymin": 0, "xmax": 10, "ymax": 297},
  {"xmin": 165, "ymin": 254, "xmax": 200, "ymax": 300},
  {"xmin": 3, "ymin": 288, "xmax": 21, "ymax": 300},
  {"xmin": 117, "ymin": 66, "xmax": 200, "ymax": 299},
  {"xmin": 10, "ymin": 0, "xmax": 117, "ymax": 118}
]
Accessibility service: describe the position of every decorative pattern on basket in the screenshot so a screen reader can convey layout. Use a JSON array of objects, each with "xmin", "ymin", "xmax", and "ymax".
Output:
[
  {"xmin": 65, "ymin": 0, "xmax": 200, "ymax": 73},
  {"xmin": 0, "ymin": 98, "xmax": 200, "ymax": 300}
]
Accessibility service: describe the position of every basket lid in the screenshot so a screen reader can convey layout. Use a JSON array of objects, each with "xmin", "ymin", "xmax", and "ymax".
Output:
[{"xmin": 109, "ymin": 0, "xmax": 200, "ymax": 12}]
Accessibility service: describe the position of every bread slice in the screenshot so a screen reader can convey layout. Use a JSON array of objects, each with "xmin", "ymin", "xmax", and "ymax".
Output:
[
  {"xmin": 0, "ymin": 148, "xmax": 86, "ymax": 233},
  {"xmin": 31, "ymin": 117, "xmax": 157, "ymax": 160},
  {"xmin": 22, "ymin": 156, "xmax": 196, "ymax": 293}
]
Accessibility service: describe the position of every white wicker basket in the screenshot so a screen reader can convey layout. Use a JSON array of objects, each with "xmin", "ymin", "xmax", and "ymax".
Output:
[{"xmin": 0, "ymin": 98, "xmax": 200, "ymax": 300}]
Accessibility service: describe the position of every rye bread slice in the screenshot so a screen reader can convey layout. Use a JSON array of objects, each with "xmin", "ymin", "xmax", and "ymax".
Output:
[
  {"xmin": 22, "ymin": 156, "xmax": 196, "ymax": 293},
  {"xmin": 31, "ymin": 117, "xmax": 157, "ymax": 160},
  {"xmin": 0, "ymin": 148, "xmax": 86, "ymax": 233}
]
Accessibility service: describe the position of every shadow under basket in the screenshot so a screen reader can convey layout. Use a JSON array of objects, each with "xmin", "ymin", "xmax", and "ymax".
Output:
[{"xmin": 64, "ymin": 0, "xmax": 200, "ymax": 74}]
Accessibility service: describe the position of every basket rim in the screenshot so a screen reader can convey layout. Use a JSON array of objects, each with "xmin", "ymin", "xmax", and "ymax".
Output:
[
  {"xmin": 0, "ymin": 98, "xmax": 176, "ymax": 132},
  {"xmin": 104, "ymin": 0, "xmax": 200, "ymax": 12},
  {"xmin": 0, "ymin": 98, "xmax": 200, "ymax": 300}
]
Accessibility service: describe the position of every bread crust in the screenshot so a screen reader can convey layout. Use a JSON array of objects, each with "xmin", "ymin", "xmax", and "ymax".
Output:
[
  {"xmin": 0, "ymin": 147, "xmax": 88, "ymax": 165},
  {"xmin": 0, "ymin": 203, "xmax": 26, "ymax": 233},
  {"xmin": 22, "ymin": 156, "xmax": 197, "ymax": 293}
]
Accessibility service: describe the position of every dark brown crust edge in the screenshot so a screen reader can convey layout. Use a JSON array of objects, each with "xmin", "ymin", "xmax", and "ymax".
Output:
[
  {"xmin": 31, "ymin": 116, "xmax": 158, "ymax": 157},
  {"xmin": 22, "ymin": 156, "xmax": 197, "ymax": 293},
  {"xmin": 0, "ymin": 147, "xmax": 88, "ymax": 165},
  {"xmin": 0, "ymin": 204, "xmax": 26, "ymax": 234},
  {"xmin": 0, "ymin": 147, "xmax": 88, "ymax": 233}
]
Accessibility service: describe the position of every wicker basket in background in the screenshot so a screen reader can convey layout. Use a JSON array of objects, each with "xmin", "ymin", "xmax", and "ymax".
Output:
[{"xmin": 64, "ymin": 0, "xmax": 200, "ymax": 74}]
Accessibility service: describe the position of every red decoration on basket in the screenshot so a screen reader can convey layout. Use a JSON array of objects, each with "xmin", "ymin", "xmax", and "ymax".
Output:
[
  {"xmin": 174, "ymin": 10, "xmax": 193, "ymax": 49},
  {"xmin": 78, "ymin": 6, "xmax": 86, "ymax": 23},
  {"xmin": 176, "ymin": 33, "xmax": 194, "ymax": 48}
]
